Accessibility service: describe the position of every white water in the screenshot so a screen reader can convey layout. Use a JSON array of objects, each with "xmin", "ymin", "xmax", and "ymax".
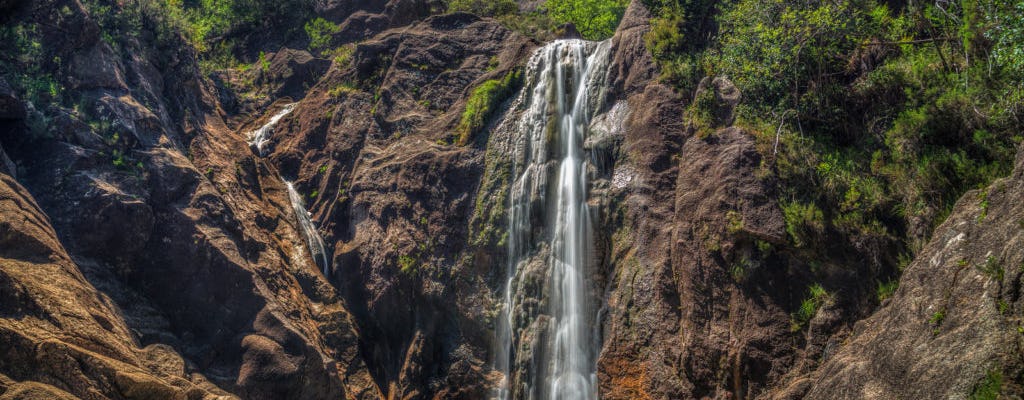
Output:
[
  {"xmin": 495, "ymin": 39, "xmax": 612, "ymax": 400},
  {"xmin": 246, "ymin": 103, "xmax": 297, "ymax": 156},
  {"xmin": 285, "ymin": 181, "xmax": 329, "ymax": 275}
]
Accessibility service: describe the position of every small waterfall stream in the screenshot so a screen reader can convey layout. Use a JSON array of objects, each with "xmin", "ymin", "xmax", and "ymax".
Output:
[
  {"xmin": 246, "ymin": 103, "xmax": 297, "ymax": 156},
  {"xmin": 285, "ymin": 181, "xmax": 329, "ymax": 276},
  {"xmin": 242, "ymin": 102, "xmax": 329, "ymax": 276},
  {"xmin": 495, "ymin": 38, "xmax": 612, "ymax": 400}
]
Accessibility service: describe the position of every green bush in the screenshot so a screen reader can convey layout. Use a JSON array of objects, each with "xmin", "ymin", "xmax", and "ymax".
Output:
[
  {"xmin": 792, "ymin": 283, "xmax": 830, "ymax": 331},
  {"xmin": 876, "ymin": 279, "xmax": 898, "ymax": 302},
  {"xmin": 782, "ymin": 201, "xmax": 825, "ymax": 248},
  {"xmin": 446, "ymin": 0, "xmax": 518, "ymax": 17},
  {"xmin": 970, "ymin": 368, "xmax": 1004, "ymax": 400},
  {"xmin": 642, "ymin": 0, "xmax": 1022, "ymax": 291},
  {"xmin": 546, "ymin": 0, "xmax": 629, "ymax": 40},
  {"xmin": 305, "ymin": 17, "xmax": 339, "ymax": 56},
  {"xmin": 456, "ymin": 70, "xmax": 521, "ymax": 145},
  {"xmin": 398, "ymin": 254, "xmax": 417, "ymax": 274}
]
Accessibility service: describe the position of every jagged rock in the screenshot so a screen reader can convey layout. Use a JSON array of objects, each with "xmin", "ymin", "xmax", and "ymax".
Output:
[
  {"xmin": 259, "ymin": 49, "xmax": 331, "ymax": 101},
  {"xmin": 69, "ymin": 43, "xmax": 127, "ymax": 91}
]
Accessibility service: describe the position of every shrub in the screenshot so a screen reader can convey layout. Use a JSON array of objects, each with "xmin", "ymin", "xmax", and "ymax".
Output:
[
  {"xmin": 305, "ymin": 17, "xmax": 339, "ymax": 56},
  {"xmin": 792, "ymin": 283, "xmax": 830, "ymax": 331},
  {"xmin": 876, "ymin": 279, "xmax": 898, "ymax": 302},
  {"xmin": 447, "ymin": 0, "xmax": 518, "ymax": 17},
  {"xmin": 782, "ymin": 201, "xmax": 825, "ymax": 248},
  {"xmin": 398, "ymin": 254, "xmax": 417, "ymax": 274}
]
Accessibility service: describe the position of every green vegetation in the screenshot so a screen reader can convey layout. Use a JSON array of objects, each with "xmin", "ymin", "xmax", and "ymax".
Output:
[
  {"xmin": 305, "ymin": 17, "xmax": 339, "ymax": 56},
  {"xmin": 258, "ymin": 51, "xmax": 270, "ymax": 73},
  {"xmin": 447, "ymin": 0, "xmax": 626, "ymax": 41},
  {"xmin": 398, "ymin": 254, "xmax": 417, "ymax": 274},
  {"xmin": 792, "ymin": 283, "xmax": 830, "ymax": 331},
  {"xmin": 876, "ymin": 279, "xmax": 898, "ymax": 302},
  {"xmin": 328, "ymin": 82, "xmax": 359, "ymax": 98},
  {"xmin": 456, "ymin": 70, "xmax": 521, "ymax": 145},
  {"xmin": 547, "ymin": 0, "xmax": 629, "ymax": 40},
  {"xmin": 979, "ymin": 255, "xmax": 1005, "ymax": 282},
  {"xmin": 0, "ymin": 24, "xmax": 63, "ymax": 107},
  {"xmin": 645, "ymin": 0, "xmax": 1024, "ymax": 301},
  {"xmin": 447, "ymin": 0, "xmax": 518, "ymax": 17},
  {"xmin": 332, "ymin": 44, "xmax": 356, "ymax": 67},
  {"xmin": 970, "ymin": 368, "xmax": 1004, "ymax": 400},
  {"xmin": 929, "ymin": 308, "xmax": 946, "ymax": 332}
]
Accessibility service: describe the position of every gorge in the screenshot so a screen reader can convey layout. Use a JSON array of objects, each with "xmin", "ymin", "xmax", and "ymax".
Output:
[{"xmin": 0, "ymin": 0, "xmax": 1022, "ymax": 399}]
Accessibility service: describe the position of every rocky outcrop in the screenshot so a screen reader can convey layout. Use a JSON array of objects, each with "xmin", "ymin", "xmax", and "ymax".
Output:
[
  {"xmin": 2, "ymin": 0, "xmax": 1021, "ymax": 397},
  {"xmin": 770, "ymin": 144, "xmax": 1024, "ymax": 399},
  {"xmin": 251, "ymin": 10, "xmax": 534, "ymax": 399},
  {"xmin": 0, "ymin": 0, "xmax": 378, "ymax": 398},
  {"xmin": 0, "ymin": 172, "xmax": 227, "ymax": 399}
]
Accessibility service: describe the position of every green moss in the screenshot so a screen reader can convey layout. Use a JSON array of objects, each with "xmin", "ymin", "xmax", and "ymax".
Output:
[{"xmin": 456, "ymin": 70, "xmax": 521, "ymax": 146}]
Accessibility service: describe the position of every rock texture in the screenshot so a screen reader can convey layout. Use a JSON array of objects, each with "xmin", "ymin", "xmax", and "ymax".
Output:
[
  {"xmin": 0, "ymin": 0, "xmax": 377, "ymax": 398},
  {"xmin": 773, "ymin": 144, "xmax": 1024, "ymax": 399},
  {"xmin": 1, "ymin": 0, "xmax": 1022, "ymax": 398}
]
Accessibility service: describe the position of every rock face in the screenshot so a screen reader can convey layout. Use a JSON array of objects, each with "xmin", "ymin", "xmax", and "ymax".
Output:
[
  {"xmin": 1, "ymin": 0, "xmax": 1022, "ymax": 398},
  {"xmin": 774, "ymin": 144, "xmax": 1024, "ymax": 399},
  {"xmin": 0, "ymin": 0, "xmax": 376, "ymax": 398}
]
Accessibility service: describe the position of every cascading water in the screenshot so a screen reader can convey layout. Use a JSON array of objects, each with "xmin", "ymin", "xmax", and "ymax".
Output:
[
  {"xmin": 285, "ymin": 181, "xmax": 329, "ymax": 275},
  {"xmin": 246, "ymin": 103, "xmax": 297, "ymax": 156},
  {"xmin": 495, "ymin": 38, "xmax": 612, "ymax": 400}
]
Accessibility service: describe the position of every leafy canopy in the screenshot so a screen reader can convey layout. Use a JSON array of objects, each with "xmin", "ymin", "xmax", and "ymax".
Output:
[{"xmin": 546, "ymin": 0, "xmax": 629, "ymax": 40}]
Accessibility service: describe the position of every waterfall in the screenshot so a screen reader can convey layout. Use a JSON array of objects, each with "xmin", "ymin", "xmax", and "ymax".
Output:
[
  {"xmin": 495, "ymin": 39, "xmax": 612, "ymax": 400},
  {"xmin": 246, "ymin": 103, "xmax": 297, "ymax": 156},
  {"xmin": 285, "ymin": 181, "xmax": 330, "ymax": 276}
]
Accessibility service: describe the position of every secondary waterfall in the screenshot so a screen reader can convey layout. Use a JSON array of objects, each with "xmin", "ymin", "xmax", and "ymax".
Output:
[
  {"xmin": 495, "ymin": 39, "xmax": 612, "ymax": 400},
  {"xmin": 246, "ymin": 103, "xmax": 297, "ymax": 156},
  {"xmin": 285, "ymin": 181, "xmax": 329, "ymax": 275}
]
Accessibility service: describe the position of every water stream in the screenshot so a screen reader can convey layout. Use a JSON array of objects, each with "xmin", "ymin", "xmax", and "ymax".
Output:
[
  {"xmin": 495, "ymin": 38, "xmax": 612, "ymax": 400},
  {"xmin": 246, "ymin": 103, "xmax": 297, "ymax": 156},
  {"xmin": 285, "ymin": 181, "xmax": 329, "ymax": 276}
]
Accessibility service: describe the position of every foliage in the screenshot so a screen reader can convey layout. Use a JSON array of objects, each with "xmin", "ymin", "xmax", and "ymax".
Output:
[
  {"xmin": 398, "ymin": 254, "xmax": 417, "ymax": 274},
  {"xmin": 782, "ymin": 201, "xmax": 824, "ymax": 248},
  {"xmin": 258, "ymin": 51, "xmax": 269, "ymax": 73},
  {"xmin": 0, "ymin": 24, "xmax": 62, "ymax": 106},
  {"xmin": 446, "ymin": 0, "xmax": 518, "ymax": 17},
  {"xmin": 645, "ymin": 0, "xmax": 1023, "ymax": 297},
  {"xmin": 876, "ymin": 279, "xmax": 898, "ymax": 302},
  {"xmin": 969, "ymin": 368, "xmax": 1003, "ymax": 400},
  {"xmin": 305, "ymin": 17, "xmax": 339, "ymax": 56},
  {"xmin": 456, "ymin": 70, "xmax": 521, "ymax": 146},
  {"xmin": 155, "ymin": 0, "xmax": 315, "ymax": 69},
  {"xmin": 331, "ymin": 44, "xmax": 356, "ymax": 67},
  {"xmin": 546, "ymin": 0, "xmax": 629, "ymax": 40},
  {"xmin": 792, "ymin": 283, "xmax": 830, "ymax": 331}
]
